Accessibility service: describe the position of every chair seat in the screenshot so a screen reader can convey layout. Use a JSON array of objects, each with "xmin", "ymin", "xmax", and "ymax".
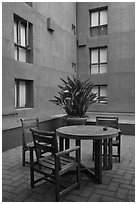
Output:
[{"xmin": 36, "ymin": 154, "xmax": 76, "ymax": 172}]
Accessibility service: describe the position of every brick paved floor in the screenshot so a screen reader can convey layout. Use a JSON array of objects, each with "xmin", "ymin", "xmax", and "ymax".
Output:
[{"xmin": 2, "ymin": 135, "xmax": 135, "ymax": 202}]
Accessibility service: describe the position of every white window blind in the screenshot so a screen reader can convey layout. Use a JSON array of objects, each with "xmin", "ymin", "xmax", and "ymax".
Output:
[
  {"xmin": 91, "ymin": 12, "xmax": 98, "ymax": 26},
  {"xmin": 100, "ymin": 10, "xmax": 107, "ymax": 25},
  {"xmin": 19, "ymin": 81, "xmax": 26, "ymax": 107},
  {"xmin": 100, "ymin": 86, "xmax": 107, "ymax": 97},
  {"xmin": 92, "ymin": 86, "xmax": 98, "ymax": 94},
  {"xmin": 14, "ymin": 21, "xmax": 17, "ymax": 43},
  {"xmin": 100, "ymin": 48, "xmax": 107, "ymax": 63},
  {"xmin": 19, "ymin": 48, "xmax": 26, "ymax": 62},
  {"xmin": 91, "ymin": 49, "xmax": 98, "ymax": 63},
  {"xmin": 100, "ymin": 64, "xmax": 107, "ymax": 73},
  {"xmin": 91, "ymin": 65, "xmax": 98, "ymax": 74},
  {"xmin": 14, "ymin": 47, "xmax": 18, "ymax": 60},
  {"xmin": 20, "ymin": 23, "xmax": 26, "ymax": 46}
]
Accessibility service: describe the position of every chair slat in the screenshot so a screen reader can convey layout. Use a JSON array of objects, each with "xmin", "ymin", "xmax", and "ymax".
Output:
[
  {"xmin": 33, "ymin": 134, "xmax": 54, "ymax": 144},
  {"xmin": 35, "ymin": 143, "xmax": 53, "ymax": 153},
  {"xmin": 96, "ymin": 116, "xmax": 118, "ymax": 129}
]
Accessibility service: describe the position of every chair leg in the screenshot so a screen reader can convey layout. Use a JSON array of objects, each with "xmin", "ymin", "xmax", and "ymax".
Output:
[
  {"xmin": 118, "ymin": 145, "xmax": 120, "ymax": 162},
  {"xmin": 55, "ymin": 156, "xmax": 60, "ymax": 201},
  {"xmin": 30, "ymin": 147, "xmax": 34, "ymax": 188},
  {"xmin": 30, "ymin": 167, "xmax": 34, "ymax": 188},
  {"xmin": 92, "ymin": 140, "xmax": 95, "ymax": 161},
  {"xmin": 55, "ymin": 177, "xmax": 60, "ymax": 201},
  {"xmin": 76, "ymin": 148, "xmax": 80, "ymax": 188}
]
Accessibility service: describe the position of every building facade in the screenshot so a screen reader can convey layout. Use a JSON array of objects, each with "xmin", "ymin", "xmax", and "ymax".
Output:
[
  {"xmin": 2, "ymin": 2, "xmax": 76, "ymax": 130},
  {"xmin": 2, "ymin": 2, "xmax": 135, "ymax": 131},
  {"xmin": 77, "ymin": 2, "xmax": 135, "ymax": 113}
]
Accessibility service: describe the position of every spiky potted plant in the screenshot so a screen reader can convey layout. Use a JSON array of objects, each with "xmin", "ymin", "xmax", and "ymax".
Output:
[{"xmin": 50, "ymin": 75, "xmax": 98, "ymax": 125}]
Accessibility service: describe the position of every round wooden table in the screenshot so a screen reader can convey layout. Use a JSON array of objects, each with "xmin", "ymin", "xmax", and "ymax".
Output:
[{"xmin": 56, "ymin": 125, "xmax": 119, "ymax": 184}]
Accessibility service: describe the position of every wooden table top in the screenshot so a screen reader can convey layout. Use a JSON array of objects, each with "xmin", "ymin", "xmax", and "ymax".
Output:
[{"xmin": 56, "ymin": 125, "xmax": 119, "ymax": 140}]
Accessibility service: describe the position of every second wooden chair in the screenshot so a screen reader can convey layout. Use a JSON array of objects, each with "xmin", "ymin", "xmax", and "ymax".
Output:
[
  {"xmin": 93, "ymin": 116, "xmax": 121, "ymax": 163},
  {"xmin": 20, "ymin": 118, "xmax": 39, "ymax": 166}
]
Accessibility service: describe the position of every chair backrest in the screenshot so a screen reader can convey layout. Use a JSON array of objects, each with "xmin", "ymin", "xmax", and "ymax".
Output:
[
  {"xmin": 30, "ymin": 128, "xmax": 58, "ymax": 161},
  {"xmin": 96, "ymin": 116, "xmax": 119, "ymax": 129},
  {"xmin": 20, "ymin": 118, "xmax": 39, "ymax": 148}
]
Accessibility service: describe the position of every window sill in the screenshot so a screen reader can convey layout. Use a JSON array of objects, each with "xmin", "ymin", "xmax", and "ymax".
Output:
[{"xmin": 15, "ymin": 107, "xmax": 33, "ymax": 111}]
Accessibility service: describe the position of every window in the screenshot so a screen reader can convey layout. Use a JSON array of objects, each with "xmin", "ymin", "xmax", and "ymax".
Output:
[
  {"xmin": 92, "ymin": 85, "xmax": 108, "ymax": 104},
  {"xmin": 15, "ymin": 79, "xmax": 33, "ymax": 108},
  {"xmin": 90, "ymin": 47, "xmax": 107, "ymax": 74},
  {"xmin": 90, "ymin": 7, "xmax": 107, "ymax": 37},
  {"xmin": 14, "ymin": 14, "xmax": 33, "ymax": 63}
]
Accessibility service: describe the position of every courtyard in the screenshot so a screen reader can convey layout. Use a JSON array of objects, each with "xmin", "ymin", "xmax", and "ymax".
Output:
[
  {"xmin": 2, "ymin": 134, "xmax": 135, "ymax": 202},
  {"xmin": 2, "ymin": 2, "xmax": 135, "ymax": 203}
]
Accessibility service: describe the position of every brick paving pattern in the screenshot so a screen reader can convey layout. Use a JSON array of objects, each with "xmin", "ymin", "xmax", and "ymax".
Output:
[{"xmin": 2, "ymin": 135, "xmax": 135, "ymax": 202}]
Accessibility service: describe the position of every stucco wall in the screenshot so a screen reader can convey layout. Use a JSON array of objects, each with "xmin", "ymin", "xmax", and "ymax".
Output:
[
  {"xmin": 2, "ymin": 2, "xmax": 76, "ymax": 129},
  {"xmin": 76, "ymin": 2, "xmax": 135, "ymax": 113}
]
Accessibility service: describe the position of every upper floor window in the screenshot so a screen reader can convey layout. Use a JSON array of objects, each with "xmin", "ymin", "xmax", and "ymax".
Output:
[
  {"xmin": 14, "ymin": 14, "xmax": 33, "ymax": 63},
  {"xmin": 90, "ymin": 47, "xmax": 107, "ymax": 74},
  {"xmin": 15, "ymin": 79, "xmax": 34, "ymax": 108},
  {"xmin": 90, "ymin": 7, "xmax": 108, "ymax": 37},
  {"xmin": 92, "ymin": 85, "xmax": 108, "ymax": 104}
]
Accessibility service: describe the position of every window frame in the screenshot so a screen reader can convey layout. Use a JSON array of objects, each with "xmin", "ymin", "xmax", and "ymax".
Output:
[
  {"xmin": 89, "ymin": 7, "xmax": 108, "ymax": 37},
  {"xmin": 93, "ymin": 85, "xmax": 108, "ymax": 104},
  {"xmin": 15, "ymin": 79, "xmax": 34, "ymax": 109},
  {"xmin": 90, "ymin": 46, "xmax": 107, "ymax": 74},
  {"xmin": 14, "ymin": 14, "xmax": 32, "ymax": 63}
]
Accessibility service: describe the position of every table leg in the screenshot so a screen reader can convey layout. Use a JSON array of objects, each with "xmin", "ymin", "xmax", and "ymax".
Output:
[
  {"xmin": 65, "ymin": 138, "xmax": 70, "ymax": 150},
  {"xmin": 108, "ymin": 138, "xmax": 112, "ymax": 169},
  {"xmin": 103, "ymin": 139, "xmax": 107, "ymax": 167},
  {"xmin": 59, "ymin": 137, "xmax": 64, "ymax": 151},
  {"xmin": 75, "ymin": 139, "xmax": 81, "ymax": 161},
  {"xmin": 95, "ymin": 140, "xmax": 102, "ymax": 184}
]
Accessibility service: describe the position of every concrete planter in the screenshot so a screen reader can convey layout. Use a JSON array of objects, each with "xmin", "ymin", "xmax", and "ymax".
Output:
[{"xmin": 64, "ymin": 116, "xmax": 88, "ymax": 126}]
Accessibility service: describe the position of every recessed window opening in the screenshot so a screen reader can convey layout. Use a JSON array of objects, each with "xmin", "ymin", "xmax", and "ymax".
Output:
[
  {"xmin": 90, "ymin": 7, "xmax": 108, "ymax": 37},
  {"xmin": 15, "ymin": 79, "xmax": 34, "ymax": 108},
  {"xmin": 90, "ymin": 47, "xmax": 107, "ymax": 74},
  {"xmin": 14, "ymin": 14, "xmax": 33, "ymax": 63},
  {"xmin": 92, "ymin": 85, "xmax": 108, "ymax": 104}
]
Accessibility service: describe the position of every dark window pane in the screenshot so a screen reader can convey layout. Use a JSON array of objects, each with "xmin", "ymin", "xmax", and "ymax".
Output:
[
  {"xmin": 90, "ymin": 27, "xmax": 99, "ymax": 37},
  {"xmin": 99, "ymin": 25, "xmax": 107, "ymax": 35}
]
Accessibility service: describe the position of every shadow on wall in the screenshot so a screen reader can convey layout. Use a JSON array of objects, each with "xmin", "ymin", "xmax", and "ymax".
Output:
[{"xmin": 2, "ymin": 116, "xmax": 64, "ymax": 152}]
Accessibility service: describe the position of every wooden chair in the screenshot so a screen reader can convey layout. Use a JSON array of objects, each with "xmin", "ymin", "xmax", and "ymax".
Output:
[
  {"xmin": 20, "ymin": 118, "xmax": 39, "ymax": 166},
  {"xmin": 93, "ymin": 116, "xmax": 121, "ymax": 163},
  {"xmin": 30, "ymin": 128, "xmax": 80, "ymax": 201}
]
